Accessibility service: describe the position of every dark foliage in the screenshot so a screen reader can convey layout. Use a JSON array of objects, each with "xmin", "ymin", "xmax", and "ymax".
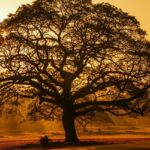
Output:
[{"xmin": 0, "ymin": 0, "xmax": 150, "ymax": 143}]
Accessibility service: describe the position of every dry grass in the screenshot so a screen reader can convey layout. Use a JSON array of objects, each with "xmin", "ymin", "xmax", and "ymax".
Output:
[{"xmin": 0, "ymin": 134, "xmax": 150, "ymax": 150}]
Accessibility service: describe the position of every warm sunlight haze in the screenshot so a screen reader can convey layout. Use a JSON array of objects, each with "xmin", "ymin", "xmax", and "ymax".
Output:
[
  {"xmin": 0, "ymin": 0, "xmax": 150, "ymax": 150},
  {"xmin": 0, "ymin": 0, "xmax": 33, "ymax": 21},
  {"xmin": 0, "ymin": 0, "xmax": 150, "ymax": 39}
]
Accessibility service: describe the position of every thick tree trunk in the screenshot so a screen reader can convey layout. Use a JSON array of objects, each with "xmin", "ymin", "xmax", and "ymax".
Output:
[{"xmin": 62, "ymin": 108, "xmax": 79, "ymax": 144}]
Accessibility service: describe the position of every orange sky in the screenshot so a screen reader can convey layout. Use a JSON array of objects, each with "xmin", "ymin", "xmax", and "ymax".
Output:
[{"xmin": 0, "ymin": 0, "xmax": 150, "ymax": 39}]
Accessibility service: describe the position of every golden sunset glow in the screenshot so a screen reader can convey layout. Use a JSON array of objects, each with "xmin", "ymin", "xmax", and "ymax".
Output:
[
  {"xmin": 0, "ymin": 0, "xmax": 33, "ymax": 21},
  {"xmin": 0, "ymin": 1, "xmax": 150, "ymax": 149},
  {"xmin": 94, "ymin": 0, "xmax": 150, "ymax": 39},
  {"xmin": 0, "ymin": 0, "xmax": 150, "ymax": 39}
]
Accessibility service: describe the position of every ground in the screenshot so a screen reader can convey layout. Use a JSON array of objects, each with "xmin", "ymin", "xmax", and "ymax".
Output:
[{"xmin": 0, "ymin": 129, "xmax": 150, "ymax": 150}]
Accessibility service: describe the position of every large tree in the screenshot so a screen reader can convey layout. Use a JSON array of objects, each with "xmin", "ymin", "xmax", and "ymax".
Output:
[{"xmin": 0, "ymin": 0, "xmax": 150, "ymax": 144}]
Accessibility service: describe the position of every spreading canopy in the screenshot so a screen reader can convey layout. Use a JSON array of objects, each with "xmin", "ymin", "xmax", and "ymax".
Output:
[{"xmin": 0, "ymin": 0, "xmax": 150, "ymax": 117}]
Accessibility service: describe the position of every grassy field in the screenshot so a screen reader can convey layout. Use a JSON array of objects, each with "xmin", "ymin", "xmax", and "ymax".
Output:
[{"xmin": 0, "ymin": 129, "xmax": 150, "ymax": 150}]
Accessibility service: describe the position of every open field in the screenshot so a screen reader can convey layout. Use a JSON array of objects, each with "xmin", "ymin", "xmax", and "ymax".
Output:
[{"xmin": 0, "ymin": 131, "xmax": 150, "ymax": 150}]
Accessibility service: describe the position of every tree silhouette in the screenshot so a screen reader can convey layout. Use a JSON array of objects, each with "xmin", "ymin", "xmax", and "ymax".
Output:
[
  {"xmin": 76, "ymin": 112, "xmax": 113, "ymax": 132},
  {"xmin": 0, "ymin": 0, "xmax": 150, "ymax": 144}
]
